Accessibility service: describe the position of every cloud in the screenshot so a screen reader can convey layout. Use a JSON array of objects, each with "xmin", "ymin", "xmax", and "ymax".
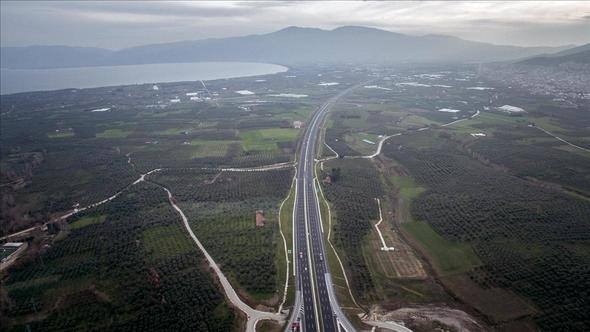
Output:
[{"xmin": 1, "ymin": 1, "xmax": 589, "ymax": 48}]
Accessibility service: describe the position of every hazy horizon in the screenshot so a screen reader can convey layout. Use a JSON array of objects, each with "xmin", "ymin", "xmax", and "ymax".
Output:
[
  {"xmin": 2, "ymin": 1, "xmax": 589, "ymax": 49},
  {"xmin": 1, "ymin": 25, "xmax": 586, "ymax": 51}
]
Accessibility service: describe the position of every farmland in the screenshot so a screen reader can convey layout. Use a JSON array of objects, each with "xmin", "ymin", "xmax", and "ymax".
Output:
[
  {"xmin": 320, "ymin": 158, "xmax": 384, "ymax": 302},
  {"xmin": 1, "ymin": 67, "xmax": 363, "ymax": 329},
  {"xmin": 1, "ymin": 62, "xmax": 589, "ymax": 331},
  {"xmin": 317, "ymin": 65, "xmax": 590, "ymax": 330},
  {"xmin": 382, "ymin": 131, "xmax": 590, "ymax": 329},
  {"xmin": 1, "ymin": 183, "xmax": 236, "ymax": 331},
  {"xmin": 402, "ymin": 221, "xmax": 481, "ymax": 275},
  {"xmin": 0, "ymin": 68, "xmax": 345, "ymax": 236},
  {"xmin": 318, "ymin": 154, "xmax": 452, "ymax": 319},
  {"xmin": 239, "ymin": 128, "xmax": 299, "ymax": 152},
  {"xmin": 147, "ymin": 168, "xmax": 294, "ymax": 304}
]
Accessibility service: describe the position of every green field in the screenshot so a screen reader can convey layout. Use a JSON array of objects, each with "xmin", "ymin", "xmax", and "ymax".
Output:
[
  {"xmin": 149, "ymin": 168, "xmax": 294, "ymax": 304},
  {"xmin": 344, "ymin": 132, "xmax": 381, "ymax": 154},
  {"xmin": 403, "ymin": 220, "xmax": 481, "ymax": 275},
  {"xmin": 400, "ymin": 114, "xmax": 438, "ymax": 128},
  {"xmin": 47, "ymin": 131, "xmax": 74, "ymax": 138},
  {"xmin": 449, "ymin": 112, "xmax": 526, "ymax": 134},
  {"xmin": 273, "ymin": 106, "xmax": 313, "ymax": 122},
  {"xmin": 95, "ymin": 128, "xmax": 132, "ymax": 138},
  {"xmin": 190, "ymin": 140, "xmax": 240, "ymax": 157},
  {"xmin": 390, "ymin": 175, "xmax": 425, "ymax": 200},
  {"xmin": 239, "ymin": 128, "xmax": 299, "ymax": 152},
  {"xmin": 142, "ymin": 225, "xmax": 194, "ymax": 259},
  {"xmin": 69, "ymin": 214, "xmax": 106, "ymax": 230}
]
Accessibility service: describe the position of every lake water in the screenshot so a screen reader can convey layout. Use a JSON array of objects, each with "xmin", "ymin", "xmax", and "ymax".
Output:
[{"xmin": 0, "ymin": 62, "xmax": 288, "ymax": 95}]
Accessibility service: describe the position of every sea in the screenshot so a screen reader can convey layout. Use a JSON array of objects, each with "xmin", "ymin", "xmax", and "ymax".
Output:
[{"xmin": 0, "ymin": 62, "xmax": 287, "ymax": 95}]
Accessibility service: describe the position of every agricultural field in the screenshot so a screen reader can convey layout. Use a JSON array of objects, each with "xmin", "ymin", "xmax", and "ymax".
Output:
[
  {"xmin": 1, "ymin": 183, "xmax": 236, "ymax": 331},
  {"xmin": 319, "ymin": 65, "xmax": 590, "ymax": 330},
  {"xmin": 318, "ymin": 156, "xmax": 451, "ymax": 317},
  {"xmin": 2, "ymin": 62, "xmax": 589, "ymax": 331},
  {"xmin": 1, "ymin": 67, "xmax": 357, "ymax": 236},
  {"xmin": 147, "ymin": 168, "xmax": 295, "ymax": 305},
  {"xmin": 402, "ymin": 220, "xmax": 481, "ymax": 275},
  {"xmin": 0, "ymin": 66, "xmax": 373, "ymax": 329},
  {"xmin": 322, "ymin": 69, "xmax": 488, "ymax": 157},
  {"xmin": 239, "ymin": 128, "xmax": 300, "ymax": 153},
  {"xmin": 320, "ymin": 158, "xmax": 384, "ymax": 302},
  {"xmin": 1, "ymin": 145, "xmax": 138, "ymax": 235},
  {"xmin": 382, "ymin": 129, "xmax": 590, "ymax": 330}
]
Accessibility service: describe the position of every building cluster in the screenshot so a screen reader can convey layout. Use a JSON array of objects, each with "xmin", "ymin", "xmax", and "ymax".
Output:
[{"xmin": 481, "ymin": 63, "xmax": 590, "ymax": 103}]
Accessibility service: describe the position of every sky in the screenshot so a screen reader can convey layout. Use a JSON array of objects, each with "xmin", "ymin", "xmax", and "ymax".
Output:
[{"xmin": 1, "ymin": 1, "xmax": 589, "ymax": 49}]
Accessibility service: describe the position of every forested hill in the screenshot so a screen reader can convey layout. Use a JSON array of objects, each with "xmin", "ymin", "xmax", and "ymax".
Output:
[
  {"xmin": 1, "ymin": 26, "xmax": 570, "ymax": 69},
  {"xmin": 517, "ymin": 45, "xmax": 590, "ymax": 66}
]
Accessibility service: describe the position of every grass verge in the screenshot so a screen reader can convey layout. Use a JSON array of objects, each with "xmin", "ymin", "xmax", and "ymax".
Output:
[
  {"xmin": 277, "ymin": 175, "xmax": 296, "ymax": 309},
  {"xmin": 402, "ymin": 220, "xmax": 481, "ymax": 275}
]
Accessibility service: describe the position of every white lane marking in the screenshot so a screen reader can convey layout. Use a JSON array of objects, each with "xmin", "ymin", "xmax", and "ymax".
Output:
[{"xmin": 303, "ymin": 176, "xmax": 321, "ymax": 331}]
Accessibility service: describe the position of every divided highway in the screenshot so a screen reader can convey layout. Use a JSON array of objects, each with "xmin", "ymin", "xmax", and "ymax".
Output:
[{"xmin": 289, "ymin": 87, "xmax": 357, "ymax": 332}]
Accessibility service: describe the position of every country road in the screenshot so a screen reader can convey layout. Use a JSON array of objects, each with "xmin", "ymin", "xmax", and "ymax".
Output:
[
  {"xmin": 159, "ymin": 184, "xmax": 285, "ymax": 331},
  {"xmin": 1, "ymin": 162, "xmax": 293, "ymax": 331},
  {"xmin": 1, "ymin": 162, "xmax": 293, "ymax": 240},
  {"xmin": 534, "ymin": 125, "xmax": 590, "ymax": 153},
  {"xmin": 342, "ymin": 109, "xmax": 481, "ymax": 160},
  {"xmin": 1, "ymin": 104, "xmax": 484, "ymax": 332},
  {"xmin": 41, "ymin": 85, "xmax": 366, "ymax": 332}
]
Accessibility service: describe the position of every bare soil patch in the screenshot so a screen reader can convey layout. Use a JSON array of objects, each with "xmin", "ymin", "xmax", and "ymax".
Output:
[{"xmin": 366, "ymin": 304, "xmax": 486, "ymax": 332}]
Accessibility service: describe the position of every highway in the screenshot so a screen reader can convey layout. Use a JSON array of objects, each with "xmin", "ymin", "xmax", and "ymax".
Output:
[{"xmin": 289, "ymin": 87, "xmax": 357, "ymax": 332}]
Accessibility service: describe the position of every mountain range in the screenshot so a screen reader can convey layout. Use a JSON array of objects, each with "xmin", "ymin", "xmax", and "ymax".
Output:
[
  {"xmin": 0, "ymin": 26, "xmax": 578, "ymax": 69},
  {"xmin": 516, "ymin": 43, "xmax": 590, "ymax": 66}
]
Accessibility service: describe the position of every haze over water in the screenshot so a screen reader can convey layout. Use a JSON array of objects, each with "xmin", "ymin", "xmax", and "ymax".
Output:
[{"xmin": 0, "ymin": 62, "xmax": 287, "ymax": 95}]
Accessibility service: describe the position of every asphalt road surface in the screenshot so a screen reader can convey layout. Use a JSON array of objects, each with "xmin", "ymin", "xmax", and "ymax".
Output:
[{"xmin": 290, "ymin": 87, "xmax": 357, "ymax": 332}]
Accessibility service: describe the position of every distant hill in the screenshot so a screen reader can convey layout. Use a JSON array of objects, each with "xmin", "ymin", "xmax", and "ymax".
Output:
[
  {"xmin": 517, "ymin": 44, "xmax": 590, "ymax": 66},
  {"xmin": 550, "ymin": 43, "xmax": 590, "ymax": 57},
  {"xmin": 0, "ymin": 26, "xmax": 573, "ymax": 69}
]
